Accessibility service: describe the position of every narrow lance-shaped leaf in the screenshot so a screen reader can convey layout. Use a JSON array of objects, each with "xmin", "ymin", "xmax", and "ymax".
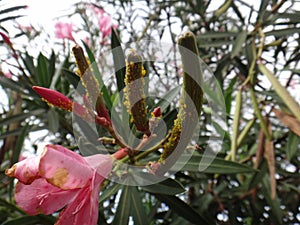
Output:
[
  {"xmin": 179, "ymin": 153, "xmax": 256, "ymax": 174},
  {"xmin": 111, "ymin": 28, "xmax": 126, "ymax": 94},
  {"xmin": 250, "ymin": 87, "xmax": 271, "ymax": 140},
  {"xmin": 261, "ymin": 178, "xmax": 283, "ymax": 224},
  {"xmin": 285, "ymin": 132, "xmax": 300, "ymax": 161},
  {"xmin": 237, "ymin": 118, "xmax": 255, "ymax": 147},
  {"xmin": 142, "ymin": 178, "xmax": 185, "ymax": 195},
  {"xmin": 36, "ymin": 53, "xmax": 51, "ymax": 87},
  {"xmin": 129, "ymin": 187, "xmax": 149, "ymax": 225},
  {"xmin": 272, "ymin": 107, "xmax": 300, "ymax": 136},
  {"xmin": 259, "ymin": 63, "xmax": 300, "ymax": 122},
  {"xmin": 112, "ymin": 186, "xmax": 131, "ymax": 225},
  {"xmin": 228, "ymin": 88, "xmax": 242, "ymax": 161},
  {"xmin": 231, "ymin": 30, "xmax": 247, "ymax": 58},
  {"xmin": 214, "ymin": 0, "xmax": 233, "ymax": 18},
  {"xmin": 12, "ymin": 124, "xmax": 29, "ymax": 164},
  {"xmin": 0, "ymin": 15, "xmax": 24, "ymax": 24},
  {"xmin": 155, "ymin": 194, "xmax": 209, "ymax": 225},
  {"xmin": 0, "ymin": 5, "xmax": 27, "ymax": 15},
  {"xmin": 264, "ymin": 118, "xmax": 276, "ymax": 200},
  {"xmin": 0, "ymin": 109, "xmax": 44, "ymax": 127}
]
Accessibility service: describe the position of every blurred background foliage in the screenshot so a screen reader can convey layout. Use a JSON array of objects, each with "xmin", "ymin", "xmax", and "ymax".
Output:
[{"xmin": 0, "ymin": 0, "xmax": 300, "ymax": 224}]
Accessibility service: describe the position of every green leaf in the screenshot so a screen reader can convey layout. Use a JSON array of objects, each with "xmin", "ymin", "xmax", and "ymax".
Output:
[
  {"xmin": 257, "ymin": 0, "xmax": 269, "ymax": 22},
  {"xmin": 112, "ymin": 185, "xmax": 131, "ymax": 225},
  {"xmin": 213, "ymin": 54, "xmax": 231, "ymax": 87},
  {"xmin": 231, "ymin": 30, "xmax": 247, "ymax": 58},
  {"xmin": 36, "ymin": 53, "xmax": 51, "ymax": 87},
  {"xmin": 0, "ymin": 15, "xmax": 24, "ymax": 23},
  {"xmin": 203, "ymin": 81, "xmax": 225, "ymax": 111},
  {"xmin": 231, "ymin": 1, "xmax": 245, "ymax": 24},
  {"xmin": 197, "ymin": 31, "xmax": 238, "ymax": 39},
  {"xmin": 198, "ymin": 39, "xmax": 233, "ymax": 48},
  {"xmin": 0, "ymin": 128, "xmax": 22, "ymax": 139},
  {"xmin": 142, "ymin": 178, "xmax": 185, "ymax": 195},
  {"xmin": 22, "ymin": 52, "xmax": 35, "ymax": 77},
  {"xmin": 0, "ymin": 198, "xmax": 24, "ymax": 213},
  {"xmin": 265, "ymin": 28, "xmax": 300, "ymax": 37},
  {"xmin": 224, "ymin": 76, "xmax": 237, "ymax": 115},
  {"xmin": 179, "ymin": 153, "xmax": 256, "ymax": 174},
  {"xmin": 155, "ymin": 194, "xmax": 209, "ymax": 224},
  {"xmin": 0, "ymin": 76, "xmax": 26, "ymax": 94},
  {"xmin": 248, "ymin": 160, "xmax": 268, "ymax": 190},
  {"xmin": 62, "ymin": 69, "xmax": 80, "ymax": 88},
  {"xmin": 2, "ymin": 215, "xmax": 55, "ymax": 225},
  {"xmin": 81, "ymin": 41, "xmax": 112, "ymax": 110},
  {"xmin": 12, "ymin": 124, "xmax": 29, "ymax": 164},
  {"xmin": 261, "ymin": 177, "xmax": 283, "ymax": 224},
  {"xmin": 0, "ymin": 109, "xmax": 45, "ymax": 127},
  {"xmin": 47, "ymin": 110, "xmax": 59, "ymax": 133},
  {"xmin": 259, "ymin": 63, "xmax": 300, "ymax": 122},
  {"xmin": 276, "ymin": 11, "xmax": 300, "ymax": 23},
  {"xmin": 214, "ymin": 0, "xmax": 232, "ymax": 18},
  {"xmin": 111, "ymin": 28, "xmax": 126, "ymax": 94},
  {"xmin": 48, "ymin": 51, "xmax": 56, "ymax": 78},
  {"xmin": 163, "ymin": 108, "xmax": 178, "ymax": 130},
  {"xmin": 285, "ymin": 132, "xmax": 300, "ymax": 161},
  {"xmin": 130, "ymin": 187, "xmax": 149, "ymax": 225},
  {"xmin": 99, "ymin": 183, "xmax": 122, "ymax": 203},
  {"xmin": 0, "ymin": 6, "xmax": 27, "ymax": 15}
]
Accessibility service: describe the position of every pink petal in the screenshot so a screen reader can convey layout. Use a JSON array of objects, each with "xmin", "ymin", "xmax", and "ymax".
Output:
[
  {"xmin": 98, "ymin": 14, "xmax": 113, "ymax": 38},
  {"xmin": 84, "ymin": 154, "xmax": 113, "ymax": 178},
  {"xmin": 47, "ymin": 145, "xmax": 88, "ymax": 165},
  {"xmin": 5, "ymin": 156, "xmax": 40, "ymax": 184},
  {"xmin": 54, "ymin": 22, "xmax": 75, "ymax": 41},
  {"xmin": 4, "ymin": 72, "xmax": 12, "ymax": 79},
  {"xmin": 55, "ymin": 173, "xmax": 101, "ymax": 225},
  {"xmin": 15, "ymin": 178, "xmax": 78, "ymax": 215},
  {"xmin": 39, "ymin": 145, "xmax": 93, "ymax": 190}
]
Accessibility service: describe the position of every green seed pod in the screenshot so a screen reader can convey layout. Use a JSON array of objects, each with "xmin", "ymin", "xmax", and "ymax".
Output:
[
  {"xmin": 124, "ymin": 50, "xmax": 150, "ymax": 136},
  {"xmin": 72, "ymin": 45, "xmax": 99, "ymax": 100},
  {"xmin": 160, "ymin": 31, "xmax": 203, "ymax": 162},
  {"xmin": 72, "ymin": 45, "xmax": 110, "ymax": 122},
  {"xmin": 178, "ymin": 31, "xmax": 203, "ymax": 117}
]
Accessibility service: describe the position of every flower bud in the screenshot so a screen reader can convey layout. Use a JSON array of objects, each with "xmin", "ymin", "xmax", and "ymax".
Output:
[{"xmin": 33, "ymin": 86, "xmax": 73, "ymax": 111}]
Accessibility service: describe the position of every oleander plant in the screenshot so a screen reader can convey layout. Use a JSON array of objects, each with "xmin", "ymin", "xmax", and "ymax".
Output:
[{"xmin": 1, "ymin": 0, "xmax": 300, "ymax": 224}]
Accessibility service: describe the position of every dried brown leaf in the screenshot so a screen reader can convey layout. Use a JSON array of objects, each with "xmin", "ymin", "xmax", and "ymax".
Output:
[
  {"xmin": 264, "ymin": 118, "xmax": 276, "ymax": 200},
  {"xmin": 272, "ymin": 108, "xmax": 300, "ymax": 137}
]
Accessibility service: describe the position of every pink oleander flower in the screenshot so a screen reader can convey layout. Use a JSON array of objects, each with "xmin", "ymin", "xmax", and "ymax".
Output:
[
  {"xmin": 54, "ymin": 22, "xmax": 75, "ymax": 41},
  {"xmin": 90, "ymin": 5, "xmax": 117, "ymax": 39},
  {"xmin": 4, "ymin": 72, "xmax": 12, "ymax": 79},
  {"xmin": 98, "ymin": 13, "xmax": 115, "ymax": 38},
  {"xmin": 5, "ymin": 144, "xmax": 115, "ymax": 225},
  {"xmin": 18, "ymin": 23, "xmax": 33, "ymax": 33}
]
